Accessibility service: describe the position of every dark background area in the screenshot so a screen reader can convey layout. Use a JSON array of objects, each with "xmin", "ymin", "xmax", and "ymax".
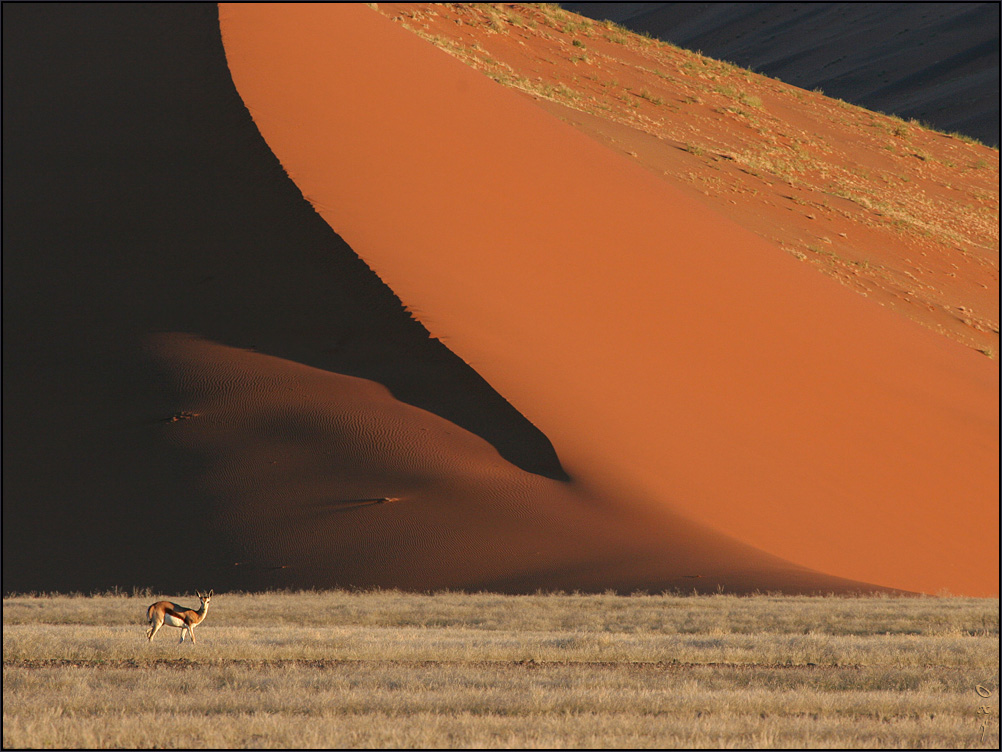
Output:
[{"xmin": 564, "ymin": 2, "xmax": 1000, "ymax": 146}]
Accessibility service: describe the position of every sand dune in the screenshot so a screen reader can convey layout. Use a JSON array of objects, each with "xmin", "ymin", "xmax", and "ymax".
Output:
[
  {"xmin": 4, "ymin": 3, "xmax": 880, "ymax": 595},
  {"xmin": 220, "ymin": 3, "xmax": 998, "ymax": 596},
  {"xmin": 3, "ymin": 3, "xmax": 995, "ymax": 596},
  {"xmin": 148, "ymin": 332, "xmax": 867, "ymax": 594}
]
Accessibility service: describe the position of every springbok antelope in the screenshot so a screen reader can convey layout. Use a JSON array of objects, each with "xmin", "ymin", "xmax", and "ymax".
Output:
[{"xmin": 146, "ymin": 590, "xmax": 213, "ymax": 643}]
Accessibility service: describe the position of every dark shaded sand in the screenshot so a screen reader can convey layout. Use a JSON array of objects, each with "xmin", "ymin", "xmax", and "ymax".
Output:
[
  {"xmin": 3, "ymin": 3, "xmax": 880, "ymax": 595},
  {"xmin": 566, "ymin": 2, "xmax": 1000, "ymax": 146},
  {"xmin": 221, "ymin": 4, "xmax": 998, "ymax": 596}
]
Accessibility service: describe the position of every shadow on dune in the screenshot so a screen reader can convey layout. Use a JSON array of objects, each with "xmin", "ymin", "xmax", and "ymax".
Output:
[{"xmin": 2, "ymin": 3, "xmax": 566, "ymax": 593}]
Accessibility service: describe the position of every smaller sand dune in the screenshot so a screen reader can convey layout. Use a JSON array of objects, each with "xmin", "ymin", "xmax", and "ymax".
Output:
[{"xmin": 147, "ymin": 333, "xmax": 888, "ymax": 594}]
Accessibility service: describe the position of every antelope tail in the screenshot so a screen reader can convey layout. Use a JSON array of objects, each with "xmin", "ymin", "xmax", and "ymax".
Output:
[{"xmin": 146, "ymin": 603, "xmax": 156, "ymax": 623}]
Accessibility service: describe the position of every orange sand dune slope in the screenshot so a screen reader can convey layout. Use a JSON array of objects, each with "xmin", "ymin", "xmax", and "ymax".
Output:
[{"xmin": 220, "ymin": 4, "xmax": 998, "ymax": 596}]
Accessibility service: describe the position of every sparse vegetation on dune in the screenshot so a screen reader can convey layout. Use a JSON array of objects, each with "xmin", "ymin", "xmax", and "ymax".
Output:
[
  {"xmin": 4, "ymin": 591, "xmax": 998, "ymax": 748},
  {"xmin": 377, "ymin": 2, "xmax": 999, "ymax": 357}
]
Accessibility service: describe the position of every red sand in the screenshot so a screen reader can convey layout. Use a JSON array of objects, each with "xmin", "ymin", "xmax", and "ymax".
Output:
[{"xmin": 221, "ymin": 3, "xmax": 998, "ymax": 596}]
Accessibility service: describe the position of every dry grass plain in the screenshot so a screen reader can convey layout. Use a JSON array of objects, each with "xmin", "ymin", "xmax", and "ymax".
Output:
[{"xmin": 3, "ymin": 590, "xmax": 999, "ymax": 748}]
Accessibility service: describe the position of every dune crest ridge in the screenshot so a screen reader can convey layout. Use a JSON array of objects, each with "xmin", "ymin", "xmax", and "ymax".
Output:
[{"xmin": 221, "ymin": 3, "xmax": 998, "ymax": 596}]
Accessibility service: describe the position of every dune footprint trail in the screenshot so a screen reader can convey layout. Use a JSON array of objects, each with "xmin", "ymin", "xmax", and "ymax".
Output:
[{"xmin": 221, "ymin": 3, "xmax": 998, "ymax": 596}]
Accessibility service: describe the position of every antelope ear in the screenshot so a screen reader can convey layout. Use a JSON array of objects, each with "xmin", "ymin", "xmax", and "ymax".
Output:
[
  {"xmin": 196, "ymin": 591, "xmax": 203, "ymax": 598},
  {"xmin": 208, "ymin": 589, "xmax": 214, "ymax": 597}
]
